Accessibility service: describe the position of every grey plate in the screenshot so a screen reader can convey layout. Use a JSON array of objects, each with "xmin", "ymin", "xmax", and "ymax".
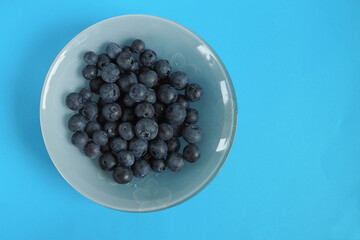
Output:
[{"xmin": 40, "ymin": 15, "xmax": 238, "ymax": 212}]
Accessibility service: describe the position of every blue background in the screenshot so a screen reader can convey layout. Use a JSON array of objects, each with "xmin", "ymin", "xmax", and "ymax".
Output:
[{"xmin": 1, "ymin": 0, "xmax": 360, "ymax": 239}]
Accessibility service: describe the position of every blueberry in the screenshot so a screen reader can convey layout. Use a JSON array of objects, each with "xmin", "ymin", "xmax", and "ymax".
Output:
[
  {"xmin": 135, "ymin": 118, "xmax": 158, "ymax": 141},
  {"xmin": 100, "ymin": 83, "xmax": 120, "ymax": 103},
  {"xmin": 84, "ymin": 121, "xmax": 101, "ymax": 138},
  {"xmin": 83, "ymin": 51, "xmax": 98, "ymax": 66},
  {"xmin": 99, "ymin": 152, "xmax": 117, "ymax": 171},
  {"xmin": 150, "ymin": 158, "xmax": 166, "ymax": 172},
  {"xmin": 140, "ymin": 49, "xmax": 157, "ymax": 66},
  {"xmin": 185, "ymin": 83, "xmax": 203, "ymax": 102},
  {"xmin": 101, "ymin": 63, "xmax": 120, "ymax": 83},
  {"xmin": 169, "ymin": 71, "xmax": 189, "ymax": 90},
  {"xmin": 134, "ymin": 102, "xmax": 155, "ymax": 118},
  {"xmin": 132, "ymin": 160, "xmax": 151, "ymax": 178},
  {"xmin": 129, "ymin": 138, "xmax": 148, "ymax": 158},
  {"xmin": 120, "ymin": 108, "xmax": 135, "ymax": 122},
  {"xmin": 138, "ymin": 70, "xmax": 158, "ymax": 88},
  {"xmin": 92, "ymin": 130, "xmax": 108, "ymax": 146},
  {"xmin": 100, "ymin": 142, "xmax": 111, "ymax": 153},
  {"xmin": 157, "ymin": 84, "xmax": 178, "ymax": 104},
  {"xmin": 79, "ymin": 87, "xmax": 93, "ymax": 101},
  {"xmin": 71, "ymin": 131, "xmax": 89, "ymax": 148},
  {"xmin": 154, "ymin": 60, "xmax": 171, "ymax": 79},
  {"xmin": 131, "ymin": 39, "xmax": 145, "ymax": 53},
  {"xmin": 68, "ymin": 114, "xmax": 87, "ymax": 132},
  {"xmin": 84, "ymin": 141, "xmax": 101, "ymax": 159},
  {"xmin": 106, "ymin": 42, "xmax": 122, "ymax": 59},
  {"xmin": 102, "ymin": 103, "xmax": 122, "ymax": 121},
  {"xmin": 166, "ymin": 137, "xmax": 180, "ymax": 152},
  {"xmin": 183, "ymin": 144, "xmax": 200, "ymax": 163},
  {"xmin": 129, "ymin": 83, "xmax": 148, "ymax": 102},
  {"xmin": 66, "ymin": 93, "xmax": 84, "ymax": 111},
  {"xmin": 149, "ymin": 139, "xmax": 168, "ymax": 159},
  {"xmin": 165, "ymin": 152, "xmax": 185, "ymax": 171},
  {"xmin": 97, "ymin": 53, "xmax": 111, "ymax": 69},
  {"xmin": 116, "ymin": 51, "xmax": 134, "ymax": 71},
  {"xmin": 145, "ymin": 89, "xmax": 156, "ymax": 104},
  {"xmin": 117, "ymin": 72, "xmax": 138, "ymax": 92},
  {"xmin": 109, "ymin": 137, "xmax": 127, "ymax": 153},
  {"xmin": 89, "ymin": 76, "xmax": 104, "ymax": 94},
  {"xmin": 129, "ymin": 60, "xmax": 140, "ymax": 73},
  {"xmin": 158, "ymin": 123, "xmax": 173, "ymax": 141},
  {"xmin": 113, "ymin": 166, "xmax": 133, "ymax": 184},
  {"xmin": 82, "ymin": 65, "xmax": 98, "ymax": 80},
  {"xmin": 171, "ymin": 124, "xmax": 184, "ymax": 137},
  {"xmin": 79, "ymin": 101, "xmax": 98, "ymax": 120},
  {"xmin": 122, "ymin": 45, "xmax": 132, "ymax": 53},
  {"xmin": 165, "ymin": 103, "xmax": 186, "ymax": 125},
  {"xmin": 103, "ymin": 121, "xmax": 119, "ymax": 138},
  {"xmin": 123, "ymin": 93, "xmax": 136, "ymax": 107},
  {"xmin": 185, "ymin": 108, "xmax": 199, "ymax": 124},
  {"xmin": 118, "ymin": 122, "xmax": 135, "ymax": 141},
  {"xmin": 182, "ymin": 124, "xmax": 202, "ymax": 143},
  {"xmin": 153, "ymin": 102, "xmax": 166, "ymax": 120},
  {"xmin": 176, "ymin": 94, "xmax": 189, "ymax": 109},
  {"xmin": 118, "ymin": 150, "xmax": 135, "ymax": 167}
]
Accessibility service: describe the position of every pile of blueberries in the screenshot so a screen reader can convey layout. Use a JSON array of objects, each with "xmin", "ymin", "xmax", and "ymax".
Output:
[{"xmin": 66, "ymin": 39, "xmax": 203, "ymax": 184}]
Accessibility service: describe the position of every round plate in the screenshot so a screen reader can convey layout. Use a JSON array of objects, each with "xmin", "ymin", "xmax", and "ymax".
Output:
[{"xmin": 40, "ymin": 14, "xmax": 238, "ymax": 212}]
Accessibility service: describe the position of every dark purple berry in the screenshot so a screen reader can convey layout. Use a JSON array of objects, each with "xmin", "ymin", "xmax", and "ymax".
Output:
[
  {"xmin": 102, "ymin": 103, "xmax": 122, "ymax": 121},
  {"xmin": 97, "ymin": 53, "xmax": 111, "ymax": 69},
  {"xmin": 129, "ymin": 138, "xmax": 148, "ymax": 158},
  {"xmin": 82, "ymin": 65, "xmax": 98, "ymax": 80},
  {"xmin": 113, "ymin": 166, "xmax": 133, "ymax": 184},
  {"xmin": 92, "ymin": 130, "xmax": 108, "ymax": 146},
  {"xmin": 71, "ymin": 131, "xmax": 89, "ymax": 148},
  {"xmin": 100, "ymin": 83, "xmax": 120, "ymax": 103},
  {"xmin": 117, "ymin": 72, "xmax": 138, "ymax": 92},
  {"xmin": 135, "ymin": 118, "xmax": 158, "ymax": 141},
  {"xmin": 185, "ymin": 108, "xmax": 199, "ymax": 124},
  {"xmin": 140, "ymin": 49, "xmax": 157, "ymax": 66},
  {"xmin": 66, "ymin": 93, "xmax": 84, "ymax": 111},
  {"xmin": 103, "ymin": 121, "xmax": 119, "ymax": 138},
  {"xmin": 109, "ymin": 137, "xmax": 127, "ymax": 153},
  {"xmin": 68, "ymin": 114, "xmax": 87, "ymax": 132},
  {"xmin": 131, "ymin": 39, "xmax": 145, "ymax": 53},
  {"xmin": 185, "ymin": 83, "xmax": 203, "ymax": 102},
  {"xmin": 165, "ymin": 152, "xmax": 185, "ymax": 171},
  {"xmin": 165, "ymin": 103, "xmax": 186, "ymax": 125},
  {"xmin": 166, "ymin": 137, "xmax": 180, "ymax": 152},
  {"xmin": 183, "ymin": 144, "xmax": 200, "ymax": 163},
  {"xmin": 106, "ymin": 42, "xmax": 122, "ymax": 59},
  {"xmin": 99, "ymin": 152, "xmax": 117, "ymax": 171},
  {"xmin": 79, "ymin": 88, "xmax": 93, "ymax": 101},
  {"xmin": 154, "ymin": 60, "xmax": 171, "ymax": 79},
  {"xmin": 118, "ymin": 150, "xmax": 135, "ymax": 167},
  {"xmin": 84, "ymin": 142, "xmax": 101, "ymax": 159},
  {"xmin": 132, "ymin": 160, "xmax": 151, "ymax": 178},
  {"xmin": 169, "ymin": 71, "xmax": 189, "ymax": 90},
  {"xmin": 89, "ymin": 76, "xmax": 104, "ymax": 94},
  {"xmin": 83, "ymin": 51, "xmax": 98, "ymax": 66},
  {"xmin": 182, "ymin": 124, "xmax": 202, "ymax": 143},
  {"xmin": 150, "ymin": 158, "xmax": 166, "ymax": 172}
]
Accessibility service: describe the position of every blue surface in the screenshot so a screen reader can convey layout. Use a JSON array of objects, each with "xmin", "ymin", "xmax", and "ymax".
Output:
[{"xmin": 1, "ymin": 0, "xmax": 360, "ymax": 239}]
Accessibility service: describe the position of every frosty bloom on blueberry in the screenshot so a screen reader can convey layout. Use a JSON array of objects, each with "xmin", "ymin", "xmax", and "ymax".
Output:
[{"xmin": 65, "ymin": 39, "xmax": 203, "ymax": 184}]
